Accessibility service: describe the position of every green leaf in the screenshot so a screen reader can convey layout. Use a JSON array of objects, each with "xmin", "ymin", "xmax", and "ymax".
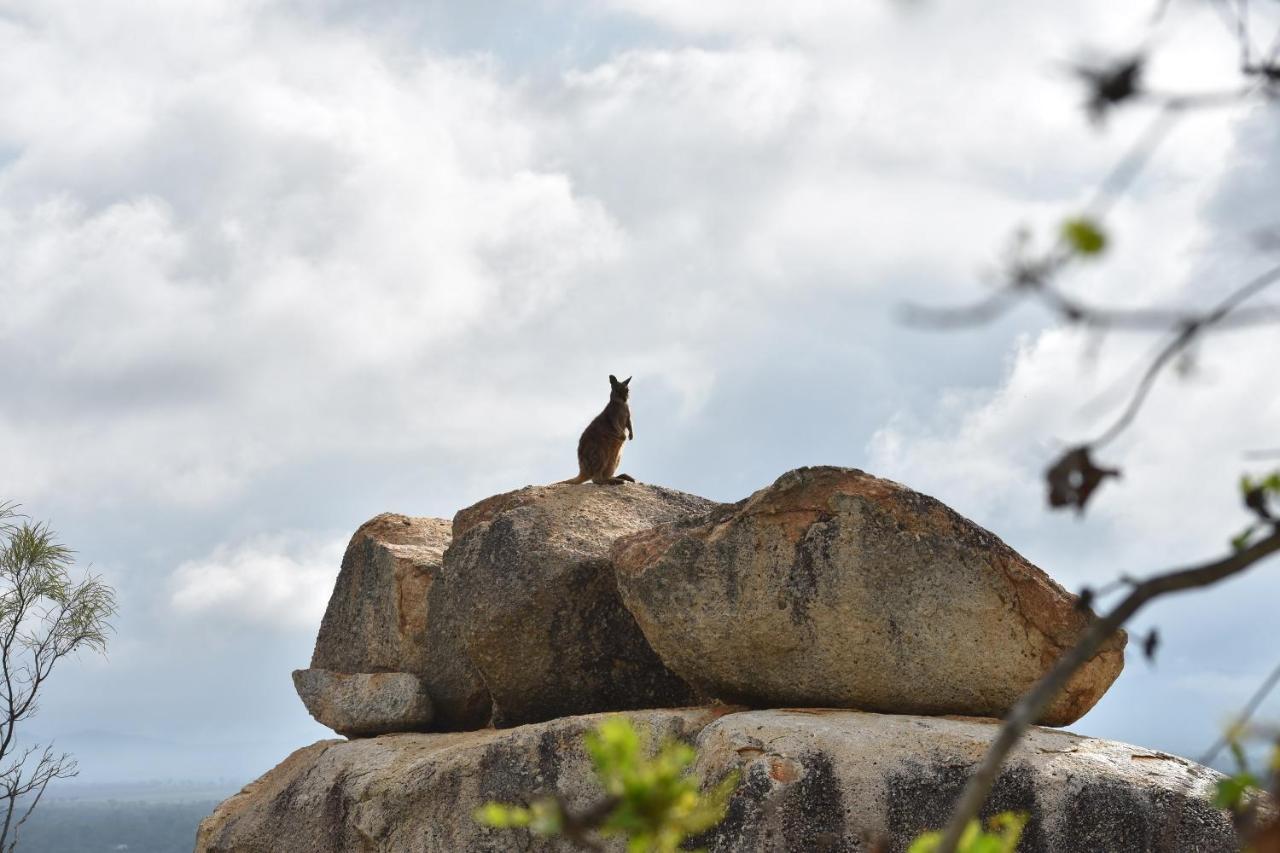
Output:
[
  {"xmin": 907, "ymin": 830, "xmax": 942, "ymax": 853},
  {"xmin": 1231, "ymin": 525, "xmax": 1258, "ymax": 552},
  {"xmin": 474, "ymin": 802, "xmax": 532, "ymax": 829},
  {"xmin": 1213, "ymin": 773, "xmax": 1260, "ymax": 811},
  {"xmin": 1062, "ymin": 217, "xmax": 1108, "ymax": 256},
  {"xmin": 906, "ymin": 813, "xmax": 1026, "ymax": 853},
  {"xmin": 480, "ymin": 718, "xmax": 739, "ymax": 849}
]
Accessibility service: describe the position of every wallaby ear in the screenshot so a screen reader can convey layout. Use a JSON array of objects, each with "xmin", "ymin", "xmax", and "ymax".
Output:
[
  {"xmin": 609, "ymin": 374, "xmax": 619, "ymax": 386},
  {"xmin": 622, "ymin": 376, "xmax": 632, "ymax": 386}
]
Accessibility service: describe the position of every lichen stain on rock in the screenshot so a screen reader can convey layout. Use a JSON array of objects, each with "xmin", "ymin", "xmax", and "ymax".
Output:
[
  {"xmin": 884, "ymin": 762, "xmax": 1043, "ymax": 853},
  {"xmin": 782, "ymin": 517, "xmax": 836, "ymax": 628},
  {"xmin": 320, "ymin": 771, "xmax": 355, "ymax": 840},
  {"xmin": 476, "ymin": 739, "xmax": 547, "ymax": 806},
  {"xmin": 691, "ymin": 760, "xmax": 772, "ymax": 853},
  {"xmin": 776, "ymin": 752, "xmax": 849, "ymax": 852},
  {"xmin": 1061, "ymin": 778, "xmax": 1236, "ymax": 853}
]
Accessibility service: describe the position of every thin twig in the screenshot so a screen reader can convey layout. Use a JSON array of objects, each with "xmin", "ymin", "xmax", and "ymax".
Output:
[
  {"xmin": 1197, "ymin": 659, "xmax": 1280, "ymax": 767},
  {"xmin": 1091, "ymin": 263, "xmax": 1280, "ymax": 448},
  {"xmin": 935, "ymin": 526, "xmax": 1280, "ymax": 853},
  {"xmin": 1083, "ymin": 104, "xmax": 1181, "ymax": 220}
]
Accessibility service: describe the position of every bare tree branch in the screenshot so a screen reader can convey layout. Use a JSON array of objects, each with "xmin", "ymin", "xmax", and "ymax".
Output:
[
  {"xmin": 934, "ymin": 526, "xmax": 1280, "ymax": 853},
  {"xmin": 1091, "ymin": 263, "xmax": 1280, "ymax": 448},
  {"xmin": 0, "ymin": 505, "xmax": 115, "ymax": 850}
]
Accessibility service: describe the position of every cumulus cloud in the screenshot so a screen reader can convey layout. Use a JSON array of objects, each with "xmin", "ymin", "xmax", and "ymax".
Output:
[
  {"xmin": 0, "ymin": 0, "xmax": 1246, "ymax": 511},
  {"xmin": 6, "ymin": 0, "xmax": 1277, "ymax": 779},
  {"xmin": 170, "ymin": 533, "xmax": 345, "ymax": 630},
  {"xmin": 0, "ymin": 1, "xmax": 625, "ymax": 507}
]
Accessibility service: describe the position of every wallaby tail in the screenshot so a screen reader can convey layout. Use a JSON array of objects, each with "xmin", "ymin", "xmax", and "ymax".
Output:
[{"xmin": 555, "ymin": 473, "xmax": 589, "ymax": 485}]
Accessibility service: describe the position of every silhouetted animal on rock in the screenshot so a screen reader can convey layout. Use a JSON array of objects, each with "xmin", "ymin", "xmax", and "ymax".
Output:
[{"xmin": 558, "ymin": 375, "xmax": 635, "ymax": 485}]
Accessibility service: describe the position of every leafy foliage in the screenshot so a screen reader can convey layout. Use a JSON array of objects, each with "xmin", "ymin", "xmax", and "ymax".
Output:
[
  {"xmin": 0, "ymin": 503, "xmax": 117, "ymax": 853},
  {"xmin": 1232, "ymin": 471, "xmax": 1280, "ymax": 551},
  {"xmin": 907, "ymin": 812, "xmax": 1027, "ymax": 853},
  {"xmin": 1213, "ymin": 771, "xmax": 1260, "ymax": 812},
  {"xmin": 475, "ymin": 717, "xmax": 739, "ymax": 853}
]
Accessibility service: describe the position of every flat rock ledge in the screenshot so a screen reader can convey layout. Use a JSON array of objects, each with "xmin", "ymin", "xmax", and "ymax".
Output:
[
  {"xmin": 292, "ymin": 669, "xmax": 433, "ymax": 738},
  {"xmin": 196, "ymin": 707, "xmax": 1239, "ymax": 853}
]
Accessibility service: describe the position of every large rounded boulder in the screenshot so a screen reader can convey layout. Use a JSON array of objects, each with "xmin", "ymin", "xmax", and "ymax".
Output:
[
  {"xmin": 611, "ymin": 466, "xmax": 1125, "ymax": 725},
  {"xmin": 438, "ymin": 482, "xmax": 720, "ymax": 727}
]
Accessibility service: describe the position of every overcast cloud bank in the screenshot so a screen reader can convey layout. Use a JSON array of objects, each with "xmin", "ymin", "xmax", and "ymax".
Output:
[{"xmin": 1, "ymin": 0, "xmax": 1277, "ymax": 782}]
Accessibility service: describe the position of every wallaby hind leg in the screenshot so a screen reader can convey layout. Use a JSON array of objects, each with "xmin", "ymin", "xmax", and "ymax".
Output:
[{"xmin": 590, "ymin": 474, "xmax": 632, "ymax": 485}]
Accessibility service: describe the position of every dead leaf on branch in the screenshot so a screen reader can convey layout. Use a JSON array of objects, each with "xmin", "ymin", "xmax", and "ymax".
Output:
[
  {"xmin": 1074, "ymin": 55, "xmax": 1144, "ymax": 124},
  {"xmin": 1045, "ymin": 446, "xmax": 1121, "ymax": 512}
]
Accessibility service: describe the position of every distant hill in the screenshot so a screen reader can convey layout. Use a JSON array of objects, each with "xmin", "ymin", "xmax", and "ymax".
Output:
[{"xmin": 19, "ymin": 796, "xmax": 222, "ymax": 853}]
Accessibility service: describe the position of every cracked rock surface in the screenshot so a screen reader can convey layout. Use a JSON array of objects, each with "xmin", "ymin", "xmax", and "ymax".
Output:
[{"xmin": 612, "ymin": 467, "xmax": 1126, "ymax": 726}]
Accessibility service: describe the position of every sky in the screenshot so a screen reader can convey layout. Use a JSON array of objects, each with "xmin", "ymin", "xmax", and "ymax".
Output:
[{"xmin": 2, "ymin": 0, "xmax": 1279, "ymax": 787}]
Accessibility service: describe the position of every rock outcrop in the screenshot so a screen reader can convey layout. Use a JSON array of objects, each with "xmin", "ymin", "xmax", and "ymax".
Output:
[
  {"xmin": 196, "ymin": 707, "xmax": 1240, "ymax": 853},
  {"xmin": 213, "ymin": 466, "xmax": 1250, "ymax": 852},
  {"xmin": 612, "ymin": 467, "xmax": 1125, "ymax": 726},
  {"xmin": 438, "ymin": 483, "xmax": 719, "ymax": 726},
  {"xmin": 296, "ymin": 513, "xmax": 491, "ymax": 733}
]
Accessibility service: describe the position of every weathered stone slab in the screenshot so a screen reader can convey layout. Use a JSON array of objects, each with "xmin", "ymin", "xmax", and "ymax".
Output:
[{"xmin": 292, "ymin": 668, "xmax": 433, "ymax": 738}]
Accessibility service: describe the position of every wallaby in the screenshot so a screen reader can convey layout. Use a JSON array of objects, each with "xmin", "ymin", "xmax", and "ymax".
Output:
[{"xmin": 558, "ymin": 374, "xmax": 636, "ymax": 485}]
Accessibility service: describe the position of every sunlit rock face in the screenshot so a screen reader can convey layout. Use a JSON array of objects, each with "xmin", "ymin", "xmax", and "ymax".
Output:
[{"xmin": 613, "ymin": 466, "xmax": 1125, "ymax": 726}]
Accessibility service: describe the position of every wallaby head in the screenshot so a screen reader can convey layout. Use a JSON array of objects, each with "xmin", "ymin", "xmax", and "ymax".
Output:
[{"xmin": 608, "ymin": 374, "xmax": 632, "ymax": 402}]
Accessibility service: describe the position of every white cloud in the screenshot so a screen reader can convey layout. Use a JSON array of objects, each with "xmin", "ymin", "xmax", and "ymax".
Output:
[
  {"xmin": 2, "ymin": 0, "xmax": 1251, "ymax": 512},
  {"xmin": 169, "ymin": 533, "xmax": 345, "ymax": 631},
  {"xmin": 0, "ymin": 2, "xmax": 632, "ymax": 506},
  {"xmin": 5, "ymin": 0, "xmax": 1277, "ymax": 776},
  {"xmin": 867, "ymin": 104, "xmax": 1280, "ymax": 563}
]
